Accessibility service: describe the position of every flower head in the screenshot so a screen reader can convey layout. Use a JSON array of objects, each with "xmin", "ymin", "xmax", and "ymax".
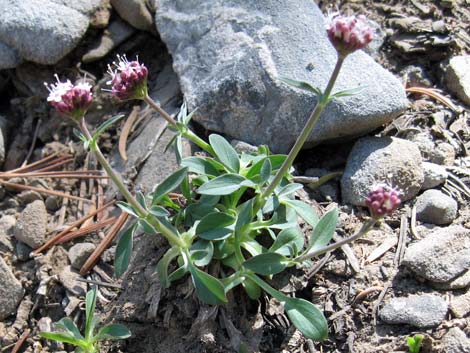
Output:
[
  {"xmin": 365, "ymin": 184, "xmax": 401, "ymax": 219},
  {"xmin": 326, "ymin": 13, "xmax": 374, "ymax": 57},
  {"xmin": 45, "ymin": 75, "xmax": 93, "ymax": 121},
  {"xmin": 106, "ymin": 55, "xmax": 148, "ymax": 101}
]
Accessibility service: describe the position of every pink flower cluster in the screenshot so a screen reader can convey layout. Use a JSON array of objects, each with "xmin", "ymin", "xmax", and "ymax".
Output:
[
  {"xmin": 326, "ymin": 14, "xmax": 374, "ymax": 57},
  {"xmin": 365, "ymin": 184, "xmax": 401, "ymax": 218},
  {"xmin": 45, "ymin": 75, "xmax": 93, "ymax": 121},
  {"xmin": 107, "ymin": 55, "xmax": 148, "ymax": 101}
]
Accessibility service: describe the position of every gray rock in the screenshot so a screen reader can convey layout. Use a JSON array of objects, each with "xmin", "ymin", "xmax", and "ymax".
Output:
[
  {"xmin": 0, "ymin": 41, "xmax": 21, "ymax": 69},
  {"xmin": 0, "ymin": 257, "xmax": 24, "ymax": 320},
  {"xmin": 341, "ymin": 137, "xmax": 424, "ymax": 206},
  {"xmin": 154, "ymin": 0, "xmax": 408, "ymax": 153},
  {"xmin": 0, "ymin": 215, "xmax": 16, "ymax": 253},
  {"xmin": 59, "ymin": 265, "xmax": 87, "ymax": 296},
  {"xmin": 49, "ymin": 0, "xmax": 103, "ymax": 15},
  {"xmin": 0, "ymin": 0, "xmax": 90, "ymax": 66},
  {"xmin": 440, "ymin": 327, "xmax": 470, "ymax": 353},
  {"xmin": 429, "ymin": 142, "xmax": 456, "ymax": 166},
  {"xmin": 379, "ymin": 294, "xmax": 448, "ymax": 328},
  {"xmin": 0, "ymin": 115, "xmax": 8, "ymax": 166},
  {"xmin": 422, "ymin": 162, "xmax": 448, "ymax": 190},
  {"xmin": 450, "ymin": 290, "xmax": 470, "ymax": 318},
  {"xmin": 415, "ymin": 190, "xmax": 457, "ymax": 225},
  {"xmin": 402, "ymin": 226, "xmax": 470, "ymax": 283},
  {"xmin": 44, "ymin": 196, "xmax": 61, "ymax": 211},
  {"xmin": 231, "ymin": 139, "xmax": 258, "ymax": 155},
  {"xmin": 445, "ymin": 55, "xmax": 470, "ymax": 105},
  {"xmin": 68, "ymin": 243, "xmax": 95, "ymax": 270},
  {"xmin": 15, "ymin": 241, "xmax": 32, "ymax": 261},
  {"xmin": 111, "ymin": 0, "xmax": 154, "ymax": 32},
  {"xmin": 15, "ymin": 200, "xmax": 48, "ymax": 249},
  {"xmin": 434, "ymin": 270, "xmax": 470, "ymax": 290},
  {"xmin": 17, "ymin": 190, "xmax": 43, "ymax": 205}
]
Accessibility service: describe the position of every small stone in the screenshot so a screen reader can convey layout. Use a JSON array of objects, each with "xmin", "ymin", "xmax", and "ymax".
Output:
[
  {"xmin": 341, "ymin": 137, "xmax": 424, "ymax": 206},
  {"xmin": 430, "ymin": 142, "xmax": 456, "ymax": 166},
  {"xmin": 111, "ymin": 0, "xmax": 154, "ymax": 32},
  {"xmin": 450, "ymin": 291, "xmax": 470, "ymax": 318},
  {"xmin": 44, "ymin": 195, "xmax": 60, "ymax": 211},
  {"xmin": 440, "ymin": 327, "xmax": 470, "ymax": 353},
  {"xmin": 421, "ymin": 162, "xmax": 448, "ymax": 190},
  {"xmin": 0, "ymin": 257, "xmax": 24, "ymax": 320},
  {"xmin": 0, "ymin": 215, "xmax": 16, "ymax": 253},
  {"xmin": 59, "ymin": 265, "xmax": 87, "ymax": 296},
  {"xmin": 15, "ymin": 200, "xmax": 47, "ymax": 248},
  {"xmin": 15, "ymin": 241, "xmax": 32, "ymax": 261},
  {"xmin": 17, "ymin": 190, "xmax": 43, "ymax": 205},
  {"xmin": 68, "ymin": 243, "xmax": 95, "ymax": 270},
  {"xmin": 445, "ymin": 55, "xmax": 470, "ymax": 105},
  {"xmin": 379, "ymin": 294, "xmax": 448, "ymax": 328},
  {"xmin": 231, "ymin": 139, "xmax": 258, "ymax": 155},
  {"xmin": 434, "ymin": 270, "xmax": 470, "ymax": 290},
  {"xmin": 415, "ymin": 190, "xmax": 458, "ymax": 225},
  {"xmin": 402, "ymin": 226, "xmax": 470, "ymax": 283}
]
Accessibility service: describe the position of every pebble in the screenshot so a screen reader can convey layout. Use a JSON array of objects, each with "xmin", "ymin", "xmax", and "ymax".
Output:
[
  {"xmin": 59, "ymin": 265, "xmax": 87, "ymax": 297},
  {"xmin": 445, "ymin": 55, "xmax": 470, "ymax": 105},
  {"xmin": 17, "ymin": 190, "xmax": 43, "ymax": 205},
  {"xmin": 0, "ymin": 215, "xmax": 16, "ymax": 253},
  {"xmin": 429, "ymin": 142, "xmax": 456, "ymax": 166},
  {"xmin": 415, "ymin": 189, "xmax": 458, "ymax": 225},
  {"xmin": 14, "ymin": 200, "xmax": 48, "ymax": 248},
  {"xmin": 15, "ymin": 241, "xmax": 32, "ymax": 261},
  {"xmin": 433, "ymin": 270, "xmax": 470, "ymax": 290},
  {"xmin": 0, "ymin": 257, "xmax": 24, "ymax": 320},
  {"xmin": 231, "ymin": 139, "xmax": 258, "ymax": 155},
  {"xmin": 341, "ymin": 137, "xmax": 424, "ymax": 206},
  {"xmin": 402, "ymin": 226, "xmax": 470, "ymax": 283},
  {"xmin": 450, "ymin": 290, "xmax": 470, "ymax": 318},
  {"xmin": 379, "ymin": 294, "xmax": 448, "ymax": 328},
  {"xmin": 421, "ymin": 162, "xmax": 448, "ymax": 190},
  {"xmin": 111, "ymin": 0, "xmax": 154, "ymax": 32},
  {"xmin": 68, "ymin": 243, "xmax": 95, "ymax": 270},
  {"xmin": 44, "ymin": 195, "xmax": 61, "ymax": 212},
  {"xmin": 440, "ymin": 327, "xmax": 470, "ymax": 353}
]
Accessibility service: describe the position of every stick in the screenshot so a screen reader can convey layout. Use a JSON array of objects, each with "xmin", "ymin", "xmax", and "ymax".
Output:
[{"xmin": 56, "ymin": 217, "xmax": 117, "ymax": 244}]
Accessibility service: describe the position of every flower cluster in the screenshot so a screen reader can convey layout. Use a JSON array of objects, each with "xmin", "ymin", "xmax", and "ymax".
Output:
[
  {"xmin": 365, "ymin": 184, "xmax": 401, "ymax": 219},
  {"xmin": 106, "ymin": 55, "xmax": 148, "ymax": 101},
  {"xmin": 326, "ymin": 14, "xmax": 374, "ymax": 57},
  {"xmin": 45, "ymin": 75, "xmax": 93, "ymax": 121}
]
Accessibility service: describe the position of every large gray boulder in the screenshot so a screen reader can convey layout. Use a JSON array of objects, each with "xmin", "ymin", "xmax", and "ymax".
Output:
[
  {"xmin": 154, "ymin": 0, "xmax": 408, "ymax": 153},
  {"xmin": 0, "ymin": 0, "xmax": 96, "ymax": 68}
]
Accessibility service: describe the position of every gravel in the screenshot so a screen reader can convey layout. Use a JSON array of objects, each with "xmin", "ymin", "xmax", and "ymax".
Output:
[
  {"xmin": 421, "ymin": 162, "xmax": 448, "ymax": 190},
  {"xmin": 415, "ymin": 189, "xmax": 458, "ymax": 225},
  {"xmin": 14, "ymin": 200, "xmax": 48, "ymax": 249},
  {"xmin": 68, "ymin": 243, "xmax": 95, "ymax": 270}
]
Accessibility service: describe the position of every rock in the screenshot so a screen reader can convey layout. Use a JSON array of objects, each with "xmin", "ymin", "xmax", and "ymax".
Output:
[
  {"xmin": 341, "ymin": 137, "xmax": 423, "ymax": 206},
  {"xmin": 0, "ymin": 257, "xmax": 24, "ymax": 320},
  {"xmin": 410, "ymin": 131, "xmax": 435, "ymax": 160},
  {"xmin": 429, "ymin": 142, "xmax": 456, "ymax": 166},
  {"xmin": 421, "ymin": 162, "xmax": 448, "ymax": 190},
  {"xmin": 231, "ymin": 139, "xmax": 258, "ymax": 155},
  {"xmin": 15, "ymin": 200, "xmax": 48, "ymax": 249},
  {"xmin": 379, "ymin": 294, "xmax": 448, "ymax": 328},
  {"xmin": 440, "ymin": 327, "xmax": 470, "ymax": 353},
  {"xmin": 434, "ymin": 270, "xmax": 470, "ymax": 290},
  {"xmin": 49, "ymin": 0, "xmax": 103, "ymax": 15},
  {"xmin": 15, "ymin": 241, "xmax": 32, "ymax": 261},
  {"xmin": 68, "ymin": 243, "xmax": 95, "ymax": 270},
  {"xmin": 0, "ymin": 215, "xmax": 16, "ymax": 253},
  {"xmin": 0, "ymin": 115, "xmax": 8, "ymax": 166},
  {"xmin": 445, "ymin": 55, "xmax": 470, "ymax": 105},
  {"xmin": 0, "ymin": 0, "xmax": 90, "ymax": 66},
  {"xmin": 450, "ymin": 291, "xmax": 470, "ymax": 318},
  {"xmin": 111, "ymin": 0, "xmax": 154, "ymax": 32},
  {"xmin": 415, "ymin": 190, "xmax": 458, "ymax": 225},
  {"xmin": 45, "ymin": 196, "xmax": 61, "ymax": 212},
  {"xmin": 154, "ymin": 0, "xmax": 408, "ymax": 153},
  {"xmin": 59, "ymin": 265, "xmax": 87, "ymax": 296},
  {"xmin": 17, "ymin": 190, "xmax": 43, "ymax": 205},
  {"xmin": 402, "ymin": 226, "xmax": 470, "ymax": 283},
  {"xmin": 0, "ymin": 41, "xmax": 21, "ymax": 69}
]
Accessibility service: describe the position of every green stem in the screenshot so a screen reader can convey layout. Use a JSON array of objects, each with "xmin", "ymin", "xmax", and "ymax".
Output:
[
  {"xmin": 260, "ymin": 56, "xmax": 345, "ymax": 201},
  {"xmin": 143, "ymin": 94, "xmax": 214, "ymax": 155},
  {"xmin": 245, "ymin": 272, "xmax": 287, "ymax": 301},
  {"xmin": 295, "ymin": 218, "xmax": 376, "ymax": 262}
]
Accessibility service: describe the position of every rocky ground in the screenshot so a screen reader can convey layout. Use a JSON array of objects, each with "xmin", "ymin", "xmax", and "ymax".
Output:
[{"xmin": 0, "ymin": 0, "xmax": 469, "ymax": 353}]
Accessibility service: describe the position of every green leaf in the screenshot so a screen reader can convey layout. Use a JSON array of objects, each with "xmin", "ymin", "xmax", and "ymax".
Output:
[
  {"xmin": 278, "ymin": 76, "xmax": 322, "ymax": 96},
  {"xmin": 246, "ymin": 155, "xmax": 287, "ymax": 180},
  {"xmin": 149, "ymin": 205, "xmax": 170, "ymax": 217},
  {"xmin": 260, "ymin": 158, "xmax": 272, "ymax": 184},
  {"xmin": 406, "ymin": 335, "xmax": 424, "ymax": 353},
  {"xmin": 138, "ymin": 218, "xmax": 158, "ymax": 235},
  {"xmin": 242, "ymin": 277, "xmax": 262, "ymax": 300},
  {"xmin": 278, "ymin": 183, "xmax": 303, "ymax": 198},
  {"xmin": 181, "ymin": 175, "xmax": 191, "ymax": 200},
  {"xmin": 85, "ymin": 287, "xmax": 98, "ymax": 340},
  {"xmin": 93, "ymin": 114, "xmax": 125, "ymax": 141},
  {"xmin": 209, "ymin": 134, "xmax": 240, "ymax": 172},
  {"xmin": 197, "ymin": 174, "xmax": 254, "ymax": 195},
  {"xmin": 188, "ymin": 263, "xmax": 227, "ymax": 305},
  {"xmin": 283, "ymin": 199, "xmax": 319, "ymax": 228},
  {"xmin": 196, "ymin": 212, "xmax": 235, "ymax": 240},
  {"xmin": 241, "ymin": 240, "xmax": 264, "ymax": 258},
  {"xmin": 93, "ymin": 324, "xmax": 131, "ymax": 342},
  {"xmin": 54, "ymin": 317, "xmax": 83, "ymax": 341},
  {"xmin": 190, "ymin": 240, "xmax": 214, "ymax": 266},
  {"xmin": 136, "ymin": 191, "xmax": 147, "ymax": 209},
  {"xmin": 235, "ymin": 199, "xmax": 254, "ymax": 230},
  {"xmin": 270, "ymin": 227, "xmax": 304, "ymax": 256},
  {"xmin": 283, "ymin": 297, "xmax": 328, "ymax": 341},
  {"xmin": 157, "ymin": 247, "xmax": 181, "ymax": 288},
  {"xmin": 309, "ymin": 208, "xmax": 338, "ymax": 252},
  {"xmin": 114, "ymin": 224, "xmax": 136, "ymax": 278},
  {"xmin": 331, "ymin": 85, "xmax": 365, "ymax": 98},
  {"xmin": 181, "ymin": 156, "xmax": 221, "ymax": 176},
  {"xmin": 152, "ymin": 167, "xmax": 188, "ymax": 202},
  {"xmin": 39, "ymin": 332, "xmax": 87, "ymax": 348},
  {"xmin": 183, "ymin": 203, "xmax": 216, "ymax": 225},
  {"xmin": 116, "ymin": 201, "xmax": 139, "ymax": 218},
  {"xmin": 243, "ymin": 253, "xmax": 289, "ymax": 275}
]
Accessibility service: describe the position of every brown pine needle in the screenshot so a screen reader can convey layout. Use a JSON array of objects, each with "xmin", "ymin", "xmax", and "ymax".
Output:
[
  {"xmin": 0, "ymin": 172, "xmax": 108, "ymax": 179},
  {"xmin": 8, "ymin": 151, "xmax": 68, "ymax": 173},
  {"xmin": 80, "ymin": 212, "xmax": 129, "ymax": 276},
  {"xmin": 406, "ymin": 86, "xmax": 458, "ymax": 112},
  {"xmin": 0, "ymin": 180, "xmax": 92, "ymax": 203},
  {"xmin": 119, "ymin": 106, "xmax": 140, "ymax": 161},
  {"xmin": 11, "ymin": 329, "xmax": 30, "ymax": 353},
  {"xmin": 56, "ymin": 216, "xmax": 117, "ymax": 244},
  {"xmin": 33, "ymin": 157, "xmax": 74, "ymax": 173},
  {"xmin": 32, "ymin": 200, "xmax": 115, "ymax": 255}
]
